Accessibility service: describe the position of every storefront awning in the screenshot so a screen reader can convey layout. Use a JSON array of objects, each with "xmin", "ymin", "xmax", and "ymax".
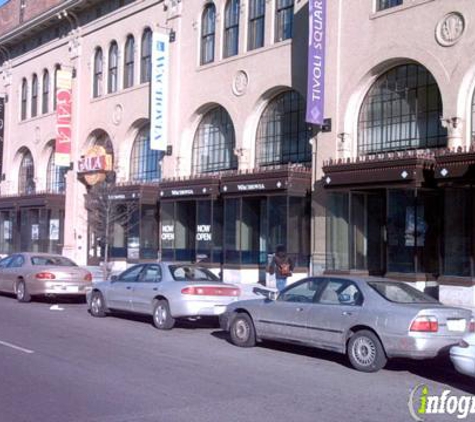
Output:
[
  {"xmin": 159, "ymin": 176, "xmax": 220, "ymax": 199},
  {"xmin": 0, "ymin": 192, "xmax": 65, "ymax": 209},
  {"xmin": 434, "ymin": 149, "xmax": 475, "ymax": 182}
]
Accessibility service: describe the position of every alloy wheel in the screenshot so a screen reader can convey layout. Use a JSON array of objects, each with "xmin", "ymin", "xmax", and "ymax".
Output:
[{"xmin": 352, "ymin": 336, "xmax": 377, "ymax": 367}]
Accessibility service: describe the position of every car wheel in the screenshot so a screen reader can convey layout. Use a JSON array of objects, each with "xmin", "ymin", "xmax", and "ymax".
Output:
[
  {"xmin": 90, "ymin": 291, "xmax": 107, "ymax": 317},
  {"xmin": 153, "ymin": 300, "xmax": 175, "ymax": 330},
  {"xmin": 16, "ymin": 280, "xmax": 31, "ymax": 303},
  {"xmin": 230, "ymin": 313, "xmax": 256, "ymax": 348},
  {"xmin": 348, "ymin": 330, "xmax": 387, "ymax": 372}
]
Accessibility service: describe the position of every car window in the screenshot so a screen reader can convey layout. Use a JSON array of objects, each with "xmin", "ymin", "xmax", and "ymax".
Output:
[
  {"xmin": 0, "ymin": 256, "xmax": 13, "ymax": 268},
  {"xmin": 141, "ymin": 265, "xmax": 161, "ymax": 283},
  {"xmin": 9, "ymin": 255, "xmax": 25, "ymax": 268},
  {"xmin": 278, "ymin": 279, "xmax": 322, "ymax": 303},
  {"xmin": 119, "ymin": 265, "xmax": 144, "ymax": 282},
  {"xmin": 169, "ymin": 265, "xmax": 219, "ymax": 281},
  {"xmin": 368, "ymin": 281, "xmax": 438, "ymax": 304},
  {"xmin": 31, "ymin": 256, "xmax": 77, "ymax": 266},
  {"xmin": 318, "ymin": 279, "xmax": 363, "ymax": 306}
]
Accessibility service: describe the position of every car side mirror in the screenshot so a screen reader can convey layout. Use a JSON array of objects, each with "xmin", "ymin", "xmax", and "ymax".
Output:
[
  {"xmin": 110, "ymin": 275, "xmax": 118, "ymax": 282},
  {"xmin": 269, "ymin": 291, "xmax": 278, "ymax": 301}
]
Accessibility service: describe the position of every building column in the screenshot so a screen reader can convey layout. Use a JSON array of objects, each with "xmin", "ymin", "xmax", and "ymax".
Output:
[{"xmin": 441, "ymin": 117, "xmax": 464, "ymax": 150}]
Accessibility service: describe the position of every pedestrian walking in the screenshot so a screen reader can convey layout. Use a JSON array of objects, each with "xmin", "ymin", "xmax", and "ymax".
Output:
[{"xmin": 268, "ymin": 244, "xmax": 294, "ymax": 291}]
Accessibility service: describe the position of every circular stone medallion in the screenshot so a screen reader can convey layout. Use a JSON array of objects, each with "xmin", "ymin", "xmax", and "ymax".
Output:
[{"xmin": 436, "ymin": 12, "xmax": 465, "ymax": 47}]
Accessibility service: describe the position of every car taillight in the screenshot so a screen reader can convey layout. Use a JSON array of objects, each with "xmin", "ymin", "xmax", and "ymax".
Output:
[
  {"xmin": 469, "ymin": 318, "xmax": 475, "ymax": 333},
  {"xmin": 84, "ymin": 272, "xmax": 92, "ymax": 282},
  {"xmin": 410, "ymin": 316, "xmax": 438, "ymax": 333},
  {"xmin": 181, "ymin": 286, "xmax": 240, "ymax": 297},
  {"xmin": 35, "ymin": 272, "xmax": 56, "ymax": 280}
]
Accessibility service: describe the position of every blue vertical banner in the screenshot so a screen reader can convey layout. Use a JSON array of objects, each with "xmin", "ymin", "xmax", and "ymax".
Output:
[
  {"xmin": 150, "ymin": 32, "xmax": 169, "ymax": 151},
  {"xmin": 306, "ymin": 0, "xmax": 327, "ymax": 125}
]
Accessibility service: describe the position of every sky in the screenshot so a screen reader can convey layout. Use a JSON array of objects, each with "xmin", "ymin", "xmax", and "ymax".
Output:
[{"xmin": 0, "ymin": 0, "xmax": 8, "ymax": 6}]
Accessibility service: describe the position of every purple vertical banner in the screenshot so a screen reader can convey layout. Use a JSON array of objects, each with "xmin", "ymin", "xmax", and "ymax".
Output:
[{"xmin": 306, "ymin": 0, "xmax": 327, "ymax": 126}]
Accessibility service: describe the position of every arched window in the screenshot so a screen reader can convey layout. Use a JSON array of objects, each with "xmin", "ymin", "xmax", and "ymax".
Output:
[
  {"xmin": 53, "ymin": 64, "xmax": 60, "ymax": 111},
  {"xmin": 200, "ymin": 3, "xmax": 216, "ymax": 65},
  {"xmin": 248, "ymin": 0, "xmax": 265, "ymax": 50},
  {"xmin": 124, "ymin": 35, "xmax": 135, "ymax": 89},
  {"xmin": 140, "ymin": 28, "xmax": 153, "ymax": 83},
  {"xmin": 257, "ymin": 90, "xmax": 311, "ymax": 166},
  {"xmin": 130, "ymin": 126, "xmax": 161, "ymax": 181},
  {"xmin": 108, "ymin": 41, "xmax": 118, "ymax": 93},
  {"xmin": 21, "ymin": 78, "xmax": 27, "ymax": 120},
  {"xmin": 31, "ymin": 74, "xmax": 38, "ymax": 118},
  {"xmin": 93, "ymin": 48, "xmax": 103, "ymax": 98},
  {"xmin": 47, "ymin": 149, "xmax": 67, "ymax": 193},
  {"xmin": 224, "ymin": 0, "xmax": 240, "ymax": 58},
  {"xmin": 193, "ymin": 106, "xmax": 237, "ymax": 173},
  {"xmin": 18, "ymin": 149, "xmax": 35, "ymax": 195},
  {"xmin": 275, "ymin": 0, "xmax": 293, "ymax": 42},
  {"xmin": 358, "ymin": 64, "xmax": 447, "ymax": 155},
  {"xmin": 42, "ymin": 70, "xmax": 49, "ymax": 114}
]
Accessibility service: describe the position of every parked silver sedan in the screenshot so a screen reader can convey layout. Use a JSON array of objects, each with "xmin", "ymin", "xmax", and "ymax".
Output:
[
  {"xmin": 450, "ymin": 333, "xmax": 475, "ymax": 377},
  {"xmin": 87, "ymin": 262, "xmax": 265, "ymax": 330},
  {"xmin": 0, "ymin": 252, "xmax": 93, "ymax": 302},
  {"xmin": 220, "ymin": 276, "xmax": 475, "ymax": 372}
]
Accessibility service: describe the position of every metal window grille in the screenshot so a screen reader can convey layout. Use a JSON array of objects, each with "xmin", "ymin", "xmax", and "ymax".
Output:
[
  {"xmin": 46, "ymin": 151, "xmax": 67, "ymax": 193},
  {"xmin": 376, "ymin": 0, "xmax": 403, "ymax": 11},
  {"xmin": 140, "ymin": 29, "xmax": 152, "ymax": 83},
  {"xmin": 275, "ymin": 0, "xmax": 294, "ymax": 42},
  {"xmin": 257, "ymin": 90, "xmax": 312, "ymax": 166},
  {"xmin": 93, "ymin": 48, "xmax": 103, "ymax": 98},
  {"xmin": 192, "ymin": 107, "xmax": 238, "ymax": 174},
  {"xmin": 201, "ymin": 4, "xmax": 216, "ymax": 65},
  {"xmin": 31, "ymin": 74, "xmax": 38, "ymax": 118},
  {"xmin": 358, "ymin": 64, "xmax": 447, "ymax": 155},
  {"xmin": 224, "ymin": 0, "xmax": 240, "ymax": 58},
  {"xmin": 21, "ymin": 78, "xmax": 27, "ymax": 120},
  {"xmin": 124, "ymin": 36, "xmax": 135, "ymax": 89},
  {"xmin": 248, "ymin": 0, "xmax": 265, "ymax": 50},
  {"xmin": 19, "ymin": 151, "xmax": 35, "ymax": 195},
  {"xmin": 130, "ymin": 126, "xmax": 161, "ymax": 182},
  {"xmin": 42, "ymin": 70, "xmax": 49, "ymax": 114},
  {"xmin": 108, "ymin": 42, "xmax": 118, "ymax": 93}
]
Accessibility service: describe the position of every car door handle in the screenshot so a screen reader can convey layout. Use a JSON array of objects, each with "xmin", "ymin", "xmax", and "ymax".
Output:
[
  {"xmin": 342, "ymin": 311, "xmax": 352, "ymax": 316},
  {"xmin": 126, "ymin": 286, "xmax": 132, "ymax": 290},
  {"xmin": 296, "ymin": 307, "xmax": 304, "ymax": 312},
  {"xmin": 153, "ymin": 287, "xmax": 158, "ymax": 291}
]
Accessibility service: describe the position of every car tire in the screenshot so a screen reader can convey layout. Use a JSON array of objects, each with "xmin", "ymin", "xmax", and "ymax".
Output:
[
  {"xmin": 230, "ymin": 313, "xmax": 256, "ymax": 348},
  {"xmin": 90, "ymin": 291, "xmax": 107, "ymax": 317},
  {"xmin": 347, "ymin": 330, "xmax": 387, "ymax": 372},
  {"xmin": 16, "ymin": 280, "xmax": 31, "ymax": 303},
  {"xmin": 153, "ymin": 300, "xmax": 175, "ymax": 330}
]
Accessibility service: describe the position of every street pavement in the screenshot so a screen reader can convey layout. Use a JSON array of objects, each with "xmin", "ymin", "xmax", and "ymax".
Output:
[{"xmin": 0, "ymin": 294, "xmax": 473, "ymax": 422}]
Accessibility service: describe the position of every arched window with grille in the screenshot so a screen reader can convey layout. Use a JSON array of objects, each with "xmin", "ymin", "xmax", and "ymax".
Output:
[
  {"xmin": 53, "ymin": 64, "xmax": 60, "ymax": 111},
  {"xmin": 31, "ymin": 74, "xmax": 38, "ymax": 118},
  {"xmin": 141, "ymin": 28, "xmax": 153, "ymax": 83},
  {"xmin": 130, "ymin": 126, "xmax": 161, "ymax": 181},
  {"xmin": 108, "ymin": 41, "xmax": 118, "ymax": 93},
  {"xmin": 124, "ymin": 35, "xmax": 135, "ymax": 89},
  {"xmin": 193, "ymin": 106, "xmax": 237, "ymax": 173},
  {"xmin": 275, "ymin": 0, "xmax": 293, "ymax": 42},
  {"xmin": 358, "ymin": 64, "xmax": 447, "ymax": 155},
  {"xmin": 224, "ymin": 0, "xmax": 240, "ymax": 58},
  {"xmin": 46, "ymin": 149, "xmax": 67, "ymax": 193},
  {"xmin": 18, "ymin": 149, "xmax": 35, "ymax": 195},
  {"xmin": 248, "ymin": 0, "xmax": 265, "ymax": 51},
  {"xmin": 200, "ymin": 3, "xmax": 216, "ymax": 65},
  {"xmin": 42, "ymin": 70, "xmax": 49, "ymax": 114},
  {"xmin": 21, "ymin": 78, "xmax": 27, "ymax": 120},
  {"xmin": 93, "ymin": 48, "xmax": 103, "ymax": 98},
  {"xmin": 256, "ymin": 90, "xmax": 311, "ymax": 166}
]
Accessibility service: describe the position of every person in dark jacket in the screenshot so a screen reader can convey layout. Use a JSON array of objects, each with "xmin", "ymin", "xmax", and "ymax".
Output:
[{"xmin": 268, "ymin": 244, "xmax": 294, "ymax": 291}]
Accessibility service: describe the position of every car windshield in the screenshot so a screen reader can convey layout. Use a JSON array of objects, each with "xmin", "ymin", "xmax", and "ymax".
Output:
[
  {"xmin": 169, "ymin": 265, "xmax": 220, "ymax": 281},
  {"xmin": 31, "ymin": 256, "xmax": 78, "ymax": 267},
  {"xmin": 368, "ymin": 281, "xmax": 438, "ymax": 304}
]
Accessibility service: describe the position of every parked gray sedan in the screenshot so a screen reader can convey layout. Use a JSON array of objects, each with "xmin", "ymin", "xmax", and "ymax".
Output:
[
  {"xmin": 87, "ymin": 262, "xmax": 252, "ymax": 330},
  {"xmin": 220, "ymin": 276, "xmax": 475, "ymax": 372}
]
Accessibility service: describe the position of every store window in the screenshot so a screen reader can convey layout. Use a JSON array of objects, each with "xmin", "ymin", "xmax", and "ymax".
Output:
[
  {"xmin": 93, "ymin": 47, "xmax": 103, "ymax": 98},
  {"xmin": 192, "ymin": 106, "xmax": 238, "ymax": 174},
  {"xmin": 18, "ymin": 149, "xmax": 35, "ymax": 195},
  {"xmin": 31, "ymin": 74, "xmax": 38, "ymax": 118},
  {"xmin": 140, "ymin": 28, "xmax": 152, "ymax": 83},
  {"xmin": 201, "ymin": 3, "xmax": 216, "ymax": 65},
  {"xmin": 130, "ymin": 126, "xmax": 161, "ymax": 182},
  {"xmin": 376, "ymin": 0, "xmax": 403, "ymax": 11},
  {"xmin": 257, "ymin": 90, "xmax": 311, "ymax": 166},
  {"xmin": 248, "ymin": 0, "xmax": 265, "ymax": 50},
  {"xmin": 46, "ymin": 149, "xmax": 67, "ymax": 193},
  {"xmin": 124, "ymin": 35, "xmax": 135, "ymax": 89},
  {"xmin": 224, "ymin": 0, "xmax": 240, "ymax": 58},
  {"xmin": 0, "ymin": 211, "xmax": 14, "ymax": 254},
  {"xmin": 275, "ymin": 0, "xmax": 293, "ymax": 42},
  {"xmin": 108, "ymin": 41, "xmax": 118, "ymax": 94},
  {"xmin": 21, "ymin": 78, "xmax": 27, "ymax": 120},
  {"xmin": 358, "ymin": 64, "xmax": 447, "ymax": 155},
  {"xmin": 42, "ymin": 70, "xmax": 49, "ymax": 114}
]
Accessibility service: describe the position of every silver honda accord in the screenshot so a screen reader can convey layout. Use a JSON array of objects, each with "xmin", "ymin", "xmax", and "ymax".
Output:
[{"xmin": 220, "ymin": 276, "xmax": 475, "ymax": 372}]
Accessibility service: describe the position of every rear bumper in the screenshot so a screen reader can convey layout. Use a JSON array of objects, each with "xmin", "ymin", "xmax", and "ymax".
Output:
[
  {"xmin": 29, "ymin": 282, "xmax": 91, "ymax": 296},
  {"xmin": 450, "ymin": 346, "xmax": 475, "ymax": 377},
  {"xmin": 171, "ymin": 299, "xmax": 237, "ymax": 318},
  {"xmin": 384, "ymin": 334, "xmax": 465, "ymax": 359}
]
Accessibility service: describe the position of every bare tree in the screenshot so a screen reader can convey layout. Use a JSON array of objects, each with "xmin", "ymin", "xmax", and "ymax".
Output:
[{"xmin": 85, "ymin": 181, "xmax": 138, "ymax": 281}]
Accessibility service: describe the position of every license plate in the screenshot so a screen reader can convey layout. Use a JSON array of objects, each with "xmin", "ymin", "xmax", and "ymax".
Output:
[
  {"xmin": 63, "ymin": 286, "xmax": 79, "ymax": 293},
  {"xmin": 447, "ymin": 319, "xmax": 466, "ymax": 332},
  {"xmin": 214, "ymin": 305, "xmax": 227, "ymax": 315}
]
